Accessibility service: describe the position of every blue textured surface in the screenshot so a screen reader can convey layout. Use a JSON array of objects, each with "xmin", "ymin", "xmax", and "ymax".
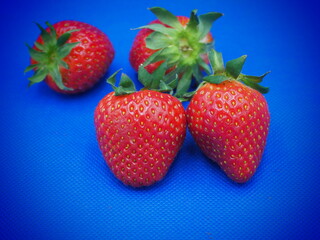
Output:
[{"xmin": 1, "ymin": 0, "xmax": 320, "ymax": 239}]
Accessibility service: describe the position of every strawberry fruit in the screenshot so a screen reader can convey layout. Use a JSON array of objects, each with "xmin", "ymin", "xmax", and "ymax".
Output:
[
  {"xmin": 94, "ymin": 67, "xmax": 187, "ymax": 187},
  {"xmin": 129, "ymin": 7, "xmax": 222, "ymax": 97},
  {"xmin": 186, "ymin": 49, "xmax": 270, "ymax": 183},
  {"xmin": 25, "ymin": 20, "xmax": 115, "ymax": 94}
]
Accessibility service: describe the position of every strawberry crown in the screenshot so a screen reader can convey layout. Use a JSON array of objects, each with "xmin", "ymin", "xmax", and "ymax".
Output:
[
  {"xmin": 25, "ymin": 22, "xmax": 79, "ymax": 91},
  {"xmin": 203, "ymin": 49, "xmax": 270, "ymax": 94},
  {"xmin": 107, "ymin": 61, "xmax": 178, "ymax": 96},
  {"xmin": 135, "ymin": 7, "xmax": 223, "ymax": 98}
]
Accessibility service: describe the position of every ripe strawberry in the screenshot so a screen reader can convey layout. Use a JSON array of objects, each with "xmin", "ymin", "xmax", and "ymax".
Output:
[
  {"xmin": 186, "ymin": 50, "xmax": 270, "ymax": 183},
  {"xmin": 94, "ymin": 68, "xmax": 187, "ymax": 187},
  {"xmin": 25, "ymin": 20, "xmax": 115, "ymax": 94},
  {"xmin": 129, "ymin": 7, "xmax": 222, "ymax": 97}
]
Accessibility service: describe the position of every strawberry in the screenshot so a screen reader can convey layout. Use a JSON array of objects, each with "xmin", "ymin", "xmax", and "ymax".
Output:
[
  {"xmin": 186, "ymin": 49, "xmax": 270, "ymax": 183},
  {"xmin": 129, "ymin": 7, "xmax": 222, "ymax": 97},
  {"xmin": 25, "ymin": 20, "xmax": 115, "ymax": 94},
  {"xmin": 94, "ymin": 66, "xmax": 187, "ymax": 187}
]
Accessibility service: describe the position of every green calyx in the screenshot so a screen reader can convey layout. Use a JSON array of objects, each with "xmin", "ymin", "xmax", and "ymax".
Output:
[
  {"xmin": 203, "ymin": 49, "xmax": 270, "ymax": 94},
  {"xmin": 107, "ymin": 69, "xmax": 137, "ymax": 96},
  {"xmin": 107, "ymin": 61, "xmax": 178, "ymax": 96},
  {"xmin": 25, "ymin": 22, "xmax": 80, "ymax": 91},
  {"xmin": 135, "ymin": 7, "xmax": 223, "ymax": 97}
]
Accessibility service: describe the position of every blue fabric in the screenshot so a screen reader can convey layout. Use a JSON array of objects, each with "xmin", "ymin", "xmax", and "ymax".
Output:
[{"xmin": 1, "ymin": 0, "xmax": 320, "ymax": 239}]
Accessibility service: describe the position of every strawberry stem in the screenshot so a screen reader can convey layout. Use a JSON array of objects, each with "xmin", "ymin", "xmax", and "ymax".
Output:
[
  {"xmin": 136, "ymin": 7, "xmax": 223, "ymax": 97},
  {"xmin": 25, "ymin": 22, "xmax": 79, "ymax": 91},
  {"xmin": 206, "ymin": 49, "xmax": 270, "ymax": 94},
  {"xmin": 107, "ymin": 60, "xmax": 178, "ymax": 96}
]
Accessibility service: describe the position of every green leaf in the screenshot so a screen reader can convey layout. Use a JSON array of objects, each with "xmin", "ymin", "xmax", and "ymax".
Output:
[
  {"xmin": 66, "ymin": 29, "xmax": 80, "ymax": 34},
  {"xmin": 57, "ymin": 29, "xmax": 79, "ymax": 47},
  {"xmin": 162, "ymin": 67, "xmax": 179, "ymax": 84},
  {"xmin": 186, "ymin": 9, "xmax": 199, "ymax": 33},
  {"xmin": 138, "ymin": 61, "xmax": 168, "ymax": 89},
  {"xmin": 28, "ymin": 68, "xmax": 48, "ymax": 85},
  {"xmin": 238, "ymin": 71, "xmax": 270, "ymax": 94},
  {"xmin": 49, "ymin": 65, "xmax": 73, "ymax": 91},
  {"xmin": 143, "ymin": 49, "xmax": 165, "ymax": 66},
  {"xmin": 34, "ymin": 42, "xmax": 45, "ymax": 51},
  {"xmin": 57, "ymin": 33, "xmax": 71, "ymax": 47},
  {"xmin": 138, "ymin": 65, "xmax": 153, "ymax": 88},
  {"xmin": 181, "ymin": 81, "xmax": 207, "ymax": 100},
  {"xmin": 241, "ymin": 78, "xmax": 269, "ymax": 94},
  {"xmin": 203, "ymin": 75, "xmax": 230, "ymax": 84},
  {"xmin": 59, "ymin": 60, "xmax": 69, "ymax": 69},
  {"xmin": 45, "ymin": 21, "xmax": 57, "ymax": 41},
  {"xmin": 135, "ymin": 24, "xmax": 177, "ymax": 36},
  {"xmin": 107, "ymin": 70, "xmax": 136, "ymax": 96},
  {"xmin": 198, "ymin": 12, "xmax": 223, "ymax": 39},
  {"xmin": 166, "ymin": 75, "xmax": 178, "ymax": 89},
  {"xmin": 158, "ymin": 80, "xmax": 173, "ymax": 92},
  {"xmin": 150, "ymin": 45, "xmax": 181, "ymax": 66},
  {"xmin": 117, "ymin": 73, "xmax": 136, "ymax": 94},
  {"xmin": 192, "ymin": 63, "xmax": 203, "ymax": 83},
  {"xmin": 26, "ymin": 44, "xmax": 47, "ymax": 62},
  {"xmin": 208, "ymin": 49, "xmax": 225, "ymax": 74},
  {"xmin": 226, "ymin": 55, "xmax": 247, "ymax": 79},
  {"xmin": 175, "ymin": 68, "xmax": 193, "ymax": 97},
  {"xmin": 107, "ymin": 69, "xmax": 122, "ymax": 88},
  {"xmin": 149, "ymin": 7, "xmax": 183, "ymax": 30},
  {"xmin": 144, "ymin": 46, "xmax": 181, "ymax": 66},
  {"xmin": 182, "ymin": 90, "xmax": 196, "ymax": 99},
  {"xmin": 197, "ymin": 57, "xmax": 211, "ymax": 75},
  {"xmin": 167, "ymin": 47, "xmax": 182, "ymax": 64},
  {"xmin": 35, "ymin": 22, "xmax": 52, "ymax": 44},
  {"xmin": 182, "ymin": 88, "xmax": 206, "ymax": 100},
  {"xmin": 150, "ymin": 61, "xmax": 167, "ymax": 89},
  {"xmin": 57, "ymin": 42, "xmax": 79, "ymax": 59},
  {"xmin": 146, "ymin": 32, "xmax": 172, "ymax": 50},
  {"xmin": 24, "ymin": 64, "xmax": 39, "ymax": 73},
  {"xmin": 240, "ymin": 71, "xmax": 271, "ymax": 83}
]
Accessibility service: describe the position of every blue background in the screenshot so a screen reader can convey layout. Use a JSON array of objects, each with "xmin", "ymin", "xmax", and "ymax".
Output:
[{"xmin": 1, "ymin": 0, "xmax": 320, "ymax": 239}]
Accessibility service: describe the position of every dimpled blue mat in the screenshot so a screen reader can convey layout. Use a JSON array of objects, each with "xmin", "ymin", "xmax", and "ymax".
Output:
[{"xmin": 1, "ymin": 0, "xmax": 320, "ymax": 239}]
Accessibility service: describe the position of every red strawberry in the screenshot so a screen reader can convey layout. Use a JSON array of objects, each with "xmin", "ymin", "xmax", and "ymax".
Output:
[
  {"xmin": 94, "ymin": 69, "xmax": 187, "ymax": 187},
  {"xmin": 25, "ymin": 20, "xmax": 115, "ymax": 94},
  {"xmin": 186, "ymin": 50, "xmax": 270, "ymax": 183},
  {"xmin": 129, "ymin": 7, "xmax": 222, "ymax": 97}
]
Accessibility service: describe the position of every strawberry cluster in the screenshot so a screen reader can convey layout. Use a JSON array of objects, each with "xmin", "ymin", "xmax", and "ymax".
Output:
[{"xmin": 26, "ymin": 7, "xmax": 270, "ymax": 187}]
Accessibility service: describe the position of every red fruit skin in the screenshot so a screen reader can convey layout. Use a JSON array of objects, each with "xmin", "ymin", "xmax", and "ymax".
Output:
[
  {"xmin": 186, "ymin": 81, "xmax": 270, "ymax": 183},
  {"xmin": 129, "ymin": 16, "xmax": 213, "ymax": 73},
  {"xmin": 94, "ymin": 90, "xmax": 187, "ymax": 187},
  {"xmin": 31, "ymin": 20, "xmax": 115, "ymax": 94}
]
